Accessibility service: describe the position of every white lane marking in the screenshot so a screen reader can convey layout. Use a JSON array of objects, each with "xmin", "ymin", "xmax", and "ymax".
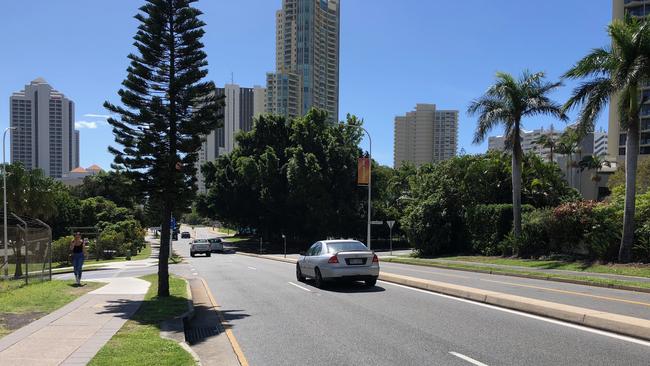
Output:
[
  {"xmin": 288, "ymin": 281, "xmax": 312, "ymax": 292},
  {"xmin": 248, "ymin": 266, "xmax": 257, "ymax": 270},
  {"xmin": 449, "ymin": 352, "xmax": 488, "ymax": 366},
  {"xmin": 379, "ymin": 280, "xmax": 650, "ymax": 348}
]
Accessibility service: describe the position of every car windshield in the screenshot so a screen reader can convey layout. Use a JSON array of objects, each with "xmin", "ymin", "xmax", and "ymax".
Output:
[{"xmin": 326, "ymin": 241, "xmax": 367, "ymax": 253}]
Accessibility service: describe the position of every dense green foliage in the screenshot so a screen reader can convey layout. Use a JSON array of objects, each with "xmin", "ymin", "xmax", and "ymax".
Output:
[
  {"xmin": 2, "ymin": 162, "xmax": 146, "ymax": 271},
  {"xmin": 199, "ymin": 110, "xmax": 365, "ymax": 243},
  {"xmin": 401, "ymin": 152, "xmax": 576, "ymax": 256}
]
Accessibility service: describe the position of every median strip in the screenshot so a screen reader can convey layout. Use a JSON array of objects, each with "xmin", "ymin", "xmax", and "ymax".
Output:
[{"xmin": 236, "ymin": 251, "xmax": 650, "ymax": 341}]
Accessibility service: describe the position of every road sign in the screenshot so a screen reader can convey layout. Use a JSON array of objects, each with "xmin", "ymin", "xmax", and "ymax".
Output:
[
  {"xmin": 170, "ymin": 217, "xmax": 176, "ymax": 229},
  {"xmin": 371, "ymin": 220, "xmax": 383, "ymax": 225},
  {"xmin": 386, "ymin": 220, "xmax": 395, "ymax": 229}
]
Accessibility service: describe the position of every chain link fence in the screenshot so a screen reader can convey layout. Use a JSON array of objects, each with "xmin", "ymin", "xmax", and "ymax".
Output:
[{"xmin": 1, "ymin": 213, "xmax": 52, "ymax": 284}]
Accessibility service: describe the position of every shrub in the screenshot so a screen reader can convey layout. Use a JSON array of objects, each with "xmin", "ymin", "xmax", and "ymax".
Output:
[
  {"xmin": 466, "ymin": 204, "xmax": 534, "ymax": 256},
  {"xmin": 516, "ymin": 208, "xmax": 553, "ymax": 258},
  {"xmin": 52, "ymin": 235, "xmax": 73, "ymax": 264},
  {"xmin": 513, "ymin": 202, "xmax": 620, "ymax": 261},
  {"xmin": 98, "ymin": 228, "xmax": 126, "ymax": 258}
]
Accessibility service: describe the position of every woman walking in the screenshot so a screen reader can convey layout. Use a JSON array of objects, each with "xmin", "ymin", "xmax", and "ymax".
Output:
[{"xmin": 70, "ymin": 232, "xmax": 87, "ymax": 285}]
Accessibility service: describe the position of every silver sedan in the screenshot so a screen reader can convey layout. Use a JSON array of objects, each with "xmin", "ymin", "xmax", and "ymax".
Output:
[{"xmin": 296, "ymin": 240, "xmax": 379, "ymax": 288}]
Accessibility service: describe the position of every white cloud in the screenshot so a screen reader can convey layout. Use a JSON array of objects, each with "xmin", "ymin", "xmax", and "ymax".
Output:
[
  {"xmin": 75, "ymin": 121, "xmax": 98, "ymax": 129},
  {"xmin": 83, "ymin": 113, "xmax": 111, "ymax": 119}
]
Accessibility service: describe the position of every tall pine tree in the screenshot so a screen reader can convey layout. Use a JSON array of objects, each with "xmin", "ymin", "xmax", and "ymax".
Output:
[{"xmin": 105, "ymin": 0, "xmax": 223, "ymax": 296}]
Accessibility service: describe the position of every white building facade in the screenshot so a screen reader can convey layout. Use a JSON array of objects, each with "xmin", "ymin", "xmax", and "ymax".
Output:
[
  {"xmin": 10, "ymin": 77, "xmax": 79, "ymax": 178},
  {"xmin": 196, "ymin": 84, "xmax": 266, "ymax": 192},
  {"xmin": 393, "ymin": 104, "xmax": 458, "ymax": 168}
]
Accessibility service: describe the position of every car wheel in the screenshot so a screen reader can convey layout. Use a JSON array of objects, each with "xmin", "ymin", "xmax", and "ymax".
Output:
[
  {"xmin": 296, "ymin": 264, "xmax": 305, "ymax": 282},
  {"xmin": 365, "ymin": 278, "xmax": 377, "ymax": 287},
  {"xmin": 206, "ymin": 252, "xmax": 211, "ymax": 257},
  {"xmin": 314, "ymin": 268, "xmax": 324, "ymax": 288},
  {"xmin": 190, "ymin": 253, "xmax": 195, "ymax": 257}
]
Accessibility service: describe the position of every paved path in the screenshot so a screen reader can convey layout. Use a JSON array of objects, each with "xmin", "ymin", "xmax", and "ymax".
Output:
[
  {"xmin": 179, "ymin": 228, "xmax": 650, "ymax": 366},
  {"xmin": 0, "ymin": 277, "xmax": 150, "ymax": 366}
]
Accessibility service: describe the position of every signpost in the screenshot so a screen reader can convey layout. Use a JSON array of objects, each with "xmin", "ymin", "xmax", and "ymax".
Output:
[
  {"xmin": 282, "ymin": 234, "xmax": 287, "ymax": 258},
  {"xmin": 170, "ymin": 217, "xmax": 176, "ymax": 255},
  {"xmin": 386, "ymin": 220, "xmax": 396, "ymax": 256}
]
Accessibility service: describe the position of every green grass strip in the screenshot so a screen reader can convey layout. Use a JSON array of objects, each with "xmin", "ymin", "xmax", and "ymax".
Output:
[
  {"xmin": 383, "ymin": 257, "xmax": 650, "ymax": 291},
  {"xmin": 88, "ymin": 274, "xmax": 194, "ymax": 366}
]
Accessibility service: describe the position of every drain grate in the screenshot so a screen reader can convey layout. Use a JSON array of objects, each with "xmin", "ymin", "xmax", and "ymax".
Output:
[{"xmin": 185, "ymin": 326, "xmax": 222, "ymax": 344}]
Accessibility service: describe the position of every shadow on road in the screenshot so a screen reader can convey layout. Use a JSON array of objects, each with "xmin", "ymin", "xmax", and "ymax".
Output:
[{"xmin": 303, "ymin": 280, "xmax": 386, "ymax": 293}]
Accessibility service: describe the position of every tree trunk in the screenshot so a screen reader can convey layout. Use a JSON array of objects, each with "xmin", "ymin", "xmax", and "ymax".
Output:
[
  {"xmin": 620, "ymin": 119, "xmax": 639, "ymax": 263},
  {"xmin": 158, "ymin": 201, "xmax": 171, "ymax": 297},
  {"xmin": 512, "ymin": 134, "xmax": 523, "ymax": 245},
  {"xmin": 157, "ymin": 2, "xmax": 178, "ymax": 297}
]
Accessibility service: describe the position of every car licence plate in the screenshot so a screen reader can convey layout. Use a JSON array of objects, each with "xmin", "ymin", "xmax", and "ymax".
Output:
[{"xmin": 349, "ymin": 258, "xmax": 363, "ymax": 265}]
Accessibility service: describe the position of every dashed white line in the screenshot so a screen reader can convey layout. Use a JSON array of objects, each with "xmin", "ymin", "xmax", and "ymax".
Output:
[
  {"xmin": 449, "ymin": 352, "xmax": 488, "ymax": 366},
  {"xmin": 288, "ymin": 281, "xmax": 312, "ymax": 292},
  {"xmin": 379, "ymin": 280, "xmax": 650, "ymax": 347},
  {"xmin": 248, "ymin": 266, "xmax": 257, "ymax": 270}
]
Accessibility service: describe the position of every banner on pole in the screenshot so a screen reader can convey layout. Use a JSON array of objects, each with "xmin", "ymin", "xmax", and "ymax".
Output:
[{"xmin": 357, "ymin": 157, "xmax": 370, "ymax": 185}]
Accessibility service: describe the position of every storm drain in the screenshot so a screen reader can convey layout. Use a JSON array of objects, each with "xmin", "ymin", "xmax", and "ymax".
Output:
[{"xmin": 184, "ymin": 326, "xmax": 222, "ymax": 344}]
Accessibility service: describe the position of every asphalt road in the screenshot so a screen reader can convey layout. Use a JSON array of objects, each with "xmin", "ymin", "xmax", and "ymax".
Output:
[{"xmin": 176, "ymin": 227, "xmax": 650, "ymax": 366}]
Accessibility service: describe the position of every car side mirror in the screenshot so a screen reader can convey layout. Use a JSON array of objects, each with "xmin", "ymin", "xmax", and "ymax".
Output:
[{"xmin": 299, "ymin": 251, "xmax": 306, "ymax": 256}]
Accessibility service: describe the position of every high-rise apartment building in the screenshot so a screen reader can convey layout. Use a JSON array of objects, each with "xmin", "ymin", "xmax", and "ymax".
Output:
[
  {"xmin": 488, "ymin": 127, "xmax": 562, "ymax": 161},
  {"xmin": 10, "ymin": 77, "xmax": 79, "ymax": 178},
  {"xmin": 393, "ymin": 104, "xmax": 458, "ymax": 168},
  {"xmin": 196, "ymin": 84, "xmax": 266, "ymax": 192},
  {"xmin": 610, "ymin": 0, "xmax": 650, "ymax": 160},
  {"xmin": 266, "ymin": 0, "xmax": 340, "ymax": 121},
  {"xmin": 488, "ymin": 127, "xmax": 608, "ymax": 160}
]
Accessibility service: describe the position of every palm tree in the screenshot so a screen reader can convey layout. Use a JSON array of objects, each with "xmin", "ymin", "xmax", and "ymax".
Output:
[
  {"xmin": 469, "ymin": 71, "xmax": 567, "ymax": 241},
  {"xmin": 579, "ymin": 155, "xmax": 611, "ymax": 199},
  {"xmin": 555, "ymin": 128, "xmax": 581, "ymax": 188},
  {"xmin": 532, "ymin": 130, "xmax": 558, "ymax": 163},
  {"xmin": 563, "ymin": 17, "xmax": 650, "ymax": 262}
]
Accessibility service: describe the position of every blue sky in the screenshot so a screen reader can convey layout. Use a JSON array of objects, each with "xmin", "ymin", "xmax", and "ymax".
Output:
[{"xmin": 0, "ymin": 0, "xmax": 611, "ymax": 168}]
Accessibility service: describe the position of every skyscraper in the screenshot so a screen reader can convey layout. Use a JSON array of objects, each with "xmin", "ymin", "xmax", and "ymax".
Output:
[
  {"xmin": 266, "ymin": 0, "xmax": 340, "ymax": 121},
  {"xmin": 393, "ymin": 104, "xmax": 458, "ymax": 168},
  {"xmin": 610, "ymin": 0, "xmax": 650, "ymax": 160},
  {"xmin": 10, "ymin": 77, "xmax": 79, "ymax": 178},
  {"xmin": 196, "ymin": 84, "xmax": 266, "ymax": 192}
]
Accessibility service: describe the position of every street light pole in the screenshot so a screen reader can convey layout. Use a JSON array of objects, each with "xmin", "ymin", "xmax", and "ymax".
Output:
[{"xmin": 3, "ymin": 127, "xmax": 16, "ymax": 278}]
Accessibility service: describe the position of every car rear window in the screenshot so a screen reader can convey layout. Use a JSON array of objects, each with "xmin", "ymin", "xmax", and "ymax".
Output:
[
  {"xmin": 194, "ymin": 239, "xmax": 208, "ymax": 244},
  {"xmin": 326, "ymin": 241, "xmax": 367, "ymax": 253},
  {"xmin": 208, "ymin": 238, "xmax": 222, "ymax": 243}
]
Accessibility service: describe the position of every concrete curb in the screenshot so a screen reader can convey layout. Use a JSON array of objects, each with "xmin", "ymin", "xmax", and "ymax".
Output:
[
  {"xmin": 382, "ymin": 258, "xmax": 650, "ymax": 294},
  {"xmin": 160, "ymin": 279, "xmax": 200, "ymax": 364},
  {"xmin": 237, "ymin": 252, "xmax": 650, "ymax": 341}
]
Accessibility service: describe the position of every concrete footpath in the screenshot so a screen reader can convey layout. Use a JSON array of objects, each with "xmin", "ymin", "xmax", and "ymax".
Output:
[
  {"xmin": 0, "ymin": 277, "xmax": 150, "ymax": 366},
  {"xmin": 238, "ymin": 252, "xmax": 650, "ymax": 341}
]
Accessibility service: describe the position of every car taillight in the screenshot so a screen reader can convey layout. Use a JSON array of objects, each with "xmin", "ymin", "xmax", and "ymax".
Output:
[
  {"xmin": 372, "ymin": 254, "xmax": 379, "ymax": 263},
  {"xmin": 328, "ymin": 255, "xmax": 339, "ymax": 264}
]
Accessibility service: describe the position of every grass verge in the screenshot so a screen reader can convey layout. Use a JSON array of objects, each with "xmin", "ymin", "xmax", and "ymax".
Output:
[
  {"xmin": 437, "ymin": 255, "xmax": 650, "ymax": 278},
  {"xmin": 0, "ymin": 279, "xmax": 101, "ymax": 337},
  {"xmin": 382, "ymin": 257, "xmax": 650, "ymax": 291},
  {"xmin": 88, "ymin": 274, "xmax": 194, "ymax": 366}
]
